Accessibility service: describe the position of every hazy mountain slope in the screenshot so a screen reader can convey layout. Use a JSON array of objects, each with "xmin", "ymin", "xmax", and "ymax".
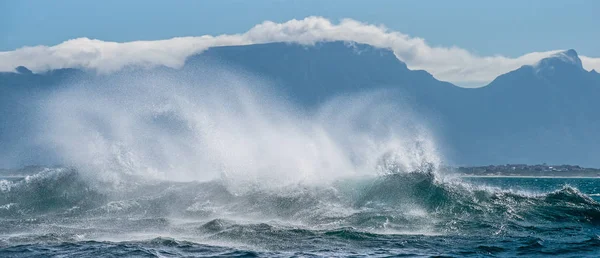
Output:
[
  {"xmin": 191, "ymin": 42, "xmax": 465, "ymax": 105},
  {"xmin": 457, "ymin": 50, "xmax": 600, "ymax": 165},
  {"xmin": 0, "ymin": 42, "xmax": 599, "ymax": 167}
]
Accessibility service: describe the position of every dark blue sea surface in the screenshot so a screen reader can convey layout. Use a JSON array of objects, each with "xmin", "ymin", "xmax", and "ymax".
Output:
[{"xmin": 1, "ymin": 168, "xmax": 599, "ymax": 257}]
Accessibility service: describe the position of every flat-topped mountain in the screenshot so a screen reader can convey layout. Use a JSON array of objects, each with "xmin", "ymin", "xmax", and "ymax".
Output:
[{"xmin": 1, "ymin": 42, "xmax": 599, "ymax": 167}]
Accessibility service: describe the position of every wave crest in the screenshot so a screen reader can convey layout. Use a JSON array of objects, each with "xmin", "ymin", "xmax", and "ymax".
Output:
[{"xmin": 1, "ymin": 167, "xmax": 598, "ymax": 235}]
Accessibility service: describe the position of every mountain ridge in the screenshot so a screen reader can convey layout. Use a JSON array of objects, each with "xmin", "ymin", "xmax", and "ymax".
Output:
[
  {"xmin": 1, "ymin": 41, "xmax": 599, "ymax": 167},
  {"xmin": 1, "ymin": 43, "xmax": 592, "ymax": 91}
]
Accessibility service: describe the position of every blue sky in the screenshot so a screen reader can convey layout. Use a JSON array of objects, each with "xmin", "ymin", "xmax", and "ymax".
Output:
[{"xmin": 1, "ymin": 0, "xmax": 599, "ymax": 57}]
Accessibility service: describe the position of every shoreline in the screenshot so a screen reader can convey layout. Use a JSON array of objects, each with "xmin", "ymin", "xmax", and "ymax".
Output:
[{"xmin": 459, "ymin": 175, "xmax": 600, "ymax": 179}]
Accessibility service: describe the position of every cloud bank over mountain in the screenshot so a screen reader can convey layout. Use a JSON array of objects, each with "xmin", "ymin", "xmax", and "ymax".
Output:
[{"xmin": 1, "ymin": 16, "xmax": 598, "ymax": 86}]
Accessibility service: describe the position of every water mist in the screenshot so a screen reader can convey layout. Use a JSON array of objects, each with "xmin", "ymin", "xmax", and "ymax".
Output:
[{"xmin": 35, "ymin": 67, "xmax": 442, "ymax": 190}]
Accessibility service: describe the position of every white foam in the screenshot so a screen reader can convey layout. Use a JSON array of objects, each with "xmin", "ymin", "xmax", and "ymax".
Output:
[{"xmin": 35, "ymin": 67, "xmax": 443, "ymax": 191}]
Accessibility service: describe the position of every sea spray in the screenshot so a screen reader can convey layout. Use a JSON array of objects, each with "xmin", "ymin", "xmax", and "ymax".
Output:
[
  {"xmin": 35, "ymin": 67, "xmax": 442, "ymax": 189},
  {"xmin": 1, "ymin": 67, "xmax": 599, "ymax": 256}
]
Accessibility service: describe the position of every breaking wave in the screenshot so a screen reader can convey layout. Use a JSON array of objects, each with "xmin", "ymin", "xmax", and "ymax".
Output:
[
  {"xmin": 1, "ymin": 67, "xmax": 599, "ymax": 256},
  {"xmin": 1, "ymin": 166, "xmax": 598, "ymax": 233}
]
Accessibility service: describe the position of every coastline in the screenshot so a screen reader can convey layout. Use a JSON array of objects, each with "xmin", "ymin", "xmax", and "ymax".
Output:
[{"xmin": 459, "ymin": 175, "xmax": 600, "ymax": 179}]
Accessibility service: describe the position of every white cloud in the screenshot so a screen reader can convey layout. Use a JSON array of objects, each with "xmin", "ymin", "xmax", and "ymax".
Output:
[
  {"xmin": 581, "ymin": 56, "xmax": 600, "ymax": 73},
  {"xmin": 1, "ymin": 17, "xmax": 599, "ymax": 86}
]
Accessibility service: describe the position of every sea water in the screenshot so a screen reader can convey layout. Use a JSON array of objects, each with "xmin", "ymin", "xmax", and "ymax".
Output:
[
  {"xmin": 1, "ymin": 72, "xmax": 599, "ymax": 257},
  {"xmin": 0, "ymin": 168, "xmax": 599, "ymax": 257}
]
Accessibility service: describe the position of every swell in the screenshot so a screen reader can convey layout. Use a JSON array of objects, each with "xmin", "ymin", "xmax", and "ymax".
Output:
[{"xmin": 0, "ymin": 167, "xmax": 106, "ymax": 216}]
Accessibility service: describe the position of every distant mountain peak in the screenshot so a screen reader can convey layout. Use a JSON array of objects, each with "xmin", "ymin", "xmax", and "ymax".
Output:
[
  {"xmin": 553, "ymin": 49, "xmax": 582, "ymax": 67},
  {"xmin": 559, "ymin": 48, "xmax": 579, "ymax": 58},
  {"xmin": 485, "ymin": 48, "xmax": 593, "ymax": 91},
  {"xmin": 533, "ymin": 49, "xmax": 583, "ymax": 73}
]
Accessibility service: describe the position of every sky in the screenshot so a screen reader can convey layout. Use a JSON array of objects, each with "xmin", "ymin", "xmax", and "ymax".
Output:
[
  {"xmin": 2, "ymin": 0, "xmax": 599, "ymax": 56},
  {"xmin": 1, "ymin": 0, "xmax": 599, "ymax": 86}
]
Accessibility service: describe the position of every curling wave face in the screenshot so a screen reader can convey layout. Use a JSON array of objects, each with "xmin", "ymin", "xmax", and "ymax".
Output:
[{"xmin": 1, "ymin": 166, "xmax": 600, "ymax": 256}]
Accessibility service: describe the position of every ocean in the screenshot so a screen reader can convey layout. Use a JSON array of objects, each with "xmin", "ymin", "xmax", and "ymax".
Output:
[
  {"xmin": 1, "ymin": 167, "xmax": 599, "ymax": 257},
  {"xmin": 1, "ymin": 75, "xmax": 599, "ymax": 257}
]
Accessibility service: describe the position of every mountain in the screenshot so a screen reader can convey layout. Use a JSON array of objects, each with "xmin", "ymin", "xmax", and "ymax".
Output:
[
  {"xmin": 449, "ymin": 50, "xmax": 600, "ymax": 165},
  {"xmin": 187, "ymin": 44, "xmax": 600, "ymax": 166},
  {"xmin": 191, "ymin": 42, "xmax": 465, "ymax": 105},
  {"xmin": 1, "ymin": 42, "xmax": 599, "ymax": 167}
]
